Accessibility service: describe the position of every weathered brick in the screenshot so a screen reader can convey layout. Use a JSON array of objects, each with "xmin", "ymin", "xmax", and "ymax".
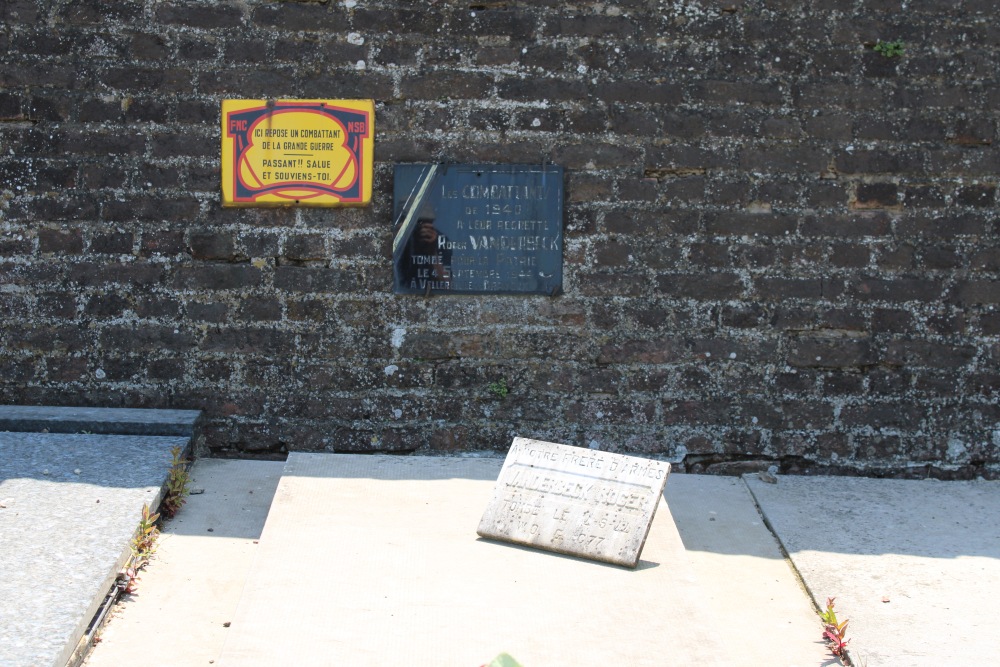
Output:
[
  {"xmin": 399, "ymin": 71, "xmax": 493, "ymax": 100},
  {"xmin": 156, "ymin": 2, "xmax": 243, "ymax": 28},
  {"xmin": 704, "ymin": 211, "xmax": 797, "ymax": 236},
  {"xmin": 38, "ymin": 227, "xmax": 84, "ymax": 254},
  {"xmin": 950, "ymin": 280, "xmax": 1000, "ymax": 304},
  {"xmin": 954, "ymin": 184, "xmax": 996, "ymax": 207},
  {"xmin": 172, "ymin": 265, "xmax": 263, "ymax": 290},
  {"xmin": 788, "ymin": 337, "xmax": 876, "ymax": 369},
  {"xmin": 189, "ymin": 231, "xmax": 237, "ymax": 261},
  {"xmin": 274, "ymin": 266, "xmax": 358, "ymax": 293},
  {"xmin": 854, "ymin": 182, "xmax": 899, "ymax": 209},
  {"xmin": 598, "ymin": 338, "xmax": 685, "ymax": 365},
  {"xmin": 655, "ymin": 273, "xmax": 744, "ymax": 300},
  {"xmin": 850, "ymin": 276, "xmax": 944, "ymax": 302}
]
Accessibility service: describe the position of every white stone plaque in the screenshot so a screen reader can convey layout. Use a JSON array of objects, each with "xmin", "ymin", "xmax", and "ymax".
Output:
[{"xmin": 477, "ymin": 438, "xmax": 670, "ymax": 568}]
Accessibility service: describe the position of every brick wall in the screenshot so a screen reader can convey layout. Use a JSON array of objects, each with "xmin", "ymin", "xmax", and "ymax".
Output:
[{"xmin": 1, "ymin": 0, "xmax": 998, "ymax": 476}]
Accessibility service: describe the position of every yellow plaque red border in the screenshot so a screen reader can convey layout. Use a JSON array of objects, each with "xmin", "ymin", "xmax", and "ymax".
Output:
[{"xmin": 221, "ymin": 99, "xmax": 374, "ymax": 207}]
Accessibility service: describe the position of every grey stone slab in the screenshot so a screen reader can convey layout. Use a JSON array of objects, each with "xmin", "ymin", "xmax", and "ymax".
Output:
[
  {"xmin": 745, "ymin": 474, "xmax": 1000, "ymax": 666},
  {"xmin": 218, "ymin": 454, "xmax": 829, "ymax": 667},
  {"xmin": 477, "ymin": 438, "xmax": 670, "ymax": 567},
  {"xmin": 0, "ymin": 432, "xmax": 189, "ymax": 667},
  {"xmin": 0, "ymin": 405, "xmax": 202, "ymax": 438}
]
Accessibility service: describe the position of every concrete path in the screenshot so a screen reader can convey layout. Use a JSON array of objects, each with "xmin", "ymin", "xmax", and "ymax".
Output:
[
  {"xmin": 746, "ymin": 473, "xmax": 1000, "ymax": 667},
  {"xmin": 82, "ymin": 459, "xmax": 284, "ymax": 667}
]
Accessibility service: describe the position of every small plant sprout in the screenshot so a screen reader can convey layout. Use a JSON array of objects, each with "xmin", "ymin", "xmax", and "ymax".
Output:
[
  {"xmin": 873, "ymin": 40, "xmax": 904, "ymax": 57},
  {"xmin": 820, "ymin": 596, "xmax": 851, "ymax": 663},
  {"xmin": 121, "ymin": 503, "xmax": 160, "ymax": 593},
  {"xmin": 160, "ymin": 445, "xmax": 191, "ymax": 519},
  {"xmin": 130, "ymin": 503, "xmax": 159, "ymax": 567},
  {"xmin": 488, "ymin": 378, "xmax": 509, "ymax": 399}
]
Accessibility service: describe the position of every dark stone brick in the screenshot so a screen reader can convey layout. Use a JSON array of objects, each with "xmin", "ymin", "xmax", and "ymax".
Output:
[
  {"xmin": 84, "ymin": 293, "xmax": 130, "ymax": 317},
  {"xmin": 177, "ymin": 98, "xmax": 218, "ymax": 123},
  {"xmin": 755, "ymin": 278, "xmax": 843, "ymax": 301},
  {"xmin": 655, "ymin": 273, "xmax": 744, "ymax": 300},
  {"xmin": 575, "ymin": 272, "xmax": 646, "ymax": 297},
  {"xmin": 156, "ymin": 2, "xmax": 243, "ymax": 28},
  {"xmin": 238, "ymin": 298, "xmax": 283, "ymax": 322},
  {"xmin": 189, "ymin": 231, "xmax": 237, "ymax": 261},
  {"xmin": 284, "ymin": 234, "xmax": 328, "ymax": 262},
  {"xmin": 739, "ymin": 145, "xmax": 827, "ymax": 173},
  {"xmin": 225, "ymin": 37, "xmax": 273, "ymax": 64},
  {"xmin": 830, "ymin": 243, "xmax": 870, "ymax": 267},
  {"xmin": 704, "ymin": 212, "xmax": 796, "ymax": 236},
  {"xmin": 553, "ymin": 142, "xmax": 642, "ymax": 170},
  {"xmin": 187, "ymin": 301, "xmax": 229, "ymax": 323},
  {"xmin": 90, "ymin": 231, "xmax": 134, "ymax": 254},
  {"xmin": 971, "ymin": 248, "xmax": 1000, "ymax": 271},
  {"xmin": 274, "ymin": 266, "xmax": 358, "ymax": 293},
  {"xmin": 141, "ymin": 230, "xmax": 186, "ymax": 256},
  {"xmin": 905, "ymin": 184, "xmax": 946, "ymax": 208},
  {"xmin": 251, "ymin": 3, "xmax": 338, "ymax": 31},
  {"xmin": 884, "ymin": 341, "xmax": 976, "ymax": 369},
  {"xmin": 954, "ymin": 184, "xmax": 996, "ymax": 207},
  {"xmin": 399, "ymin": 71, "xmax": 493, "ymax": 100},
  {"xmin": 850, "ymin": 277, "xmax": 943, "ymax": 302},
  {"xmin": 103, "ymin": 195, "xmax": 200, "ymax": 222},
  {"xmin": 566, "ymin": 173, "xmax": 614, "ymax": 203},
  {"xmin": 172, "ymin": 265, "xmax": 264, "ymax": 290},
  {"xmin": 38, "ymin": 227, "xmax": 84, "ymax": 254},
  {"xmin": 543, "ymin": 14, "xmax": 638, "ymax": 38},
  {"xmin": 496, "ymin": 77, "xmax": 588, "ymax": 102},
  {"xmin": 151, "ymin": 130, "xmax": 217, "ymax": 158},
  {"xmin": 598, "ymin": 338, "xmax": 685, "ymax": 365},
  {"xmin": 854, "ymin": 182, "xmax": 899, "ymax": 209},
  {"xmin": 593, "ymin": 81, "xmax": 683, "ymax": 104},
  {"xmin": 950, "ymin": 280, "xmax": 1000, "ymax": 305},
  {"xmin": 130, "ymin": 32, "xmax": 171, "ymax": 60},
  {"xmin": 788, "ymin": 337, "xmax": 876, "ymax": 369},
  {"xmin": 896, "ymin": 212, "xmax": 988, "ymax": 238}
]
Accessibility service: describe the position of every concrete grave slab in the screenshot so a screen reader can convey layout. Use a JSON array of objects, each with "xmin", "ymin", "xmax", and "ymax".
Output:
[
  {"xmin": 218, "ymin": 453, "xmax": 829, "ymax": 667},
  {"xmin": 0, "ymin": 432, "xmax": 188, "ymax": 667},
  {"xmin": 746, "ymin": 474, "xmax": 1000, "ymax": 667},
  {"xmin": 477, "ymin": 438, "xmax": 670, "ymax": 567}
]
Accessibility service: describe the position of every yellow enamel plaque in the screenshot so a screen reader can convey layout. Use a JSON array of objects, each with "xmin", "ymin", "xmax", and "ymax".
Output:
[{"xmin": 221, "ymin": 99, "xmax": 374, "ymax": 207}]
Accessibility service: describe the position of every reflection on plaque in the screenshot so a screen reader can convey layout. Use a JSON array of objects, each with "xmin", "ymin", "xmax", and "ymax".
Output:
[{"xmin": 392, "ymin": 164, "xmax": 563, "ymax": 295}]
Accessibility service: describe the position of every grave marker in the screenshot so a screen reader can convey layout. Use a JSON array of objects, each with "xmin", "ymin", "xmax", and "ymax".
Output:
[{"xmin": 477, "ymin": 438, "xmax": 670, "ymax": 568}]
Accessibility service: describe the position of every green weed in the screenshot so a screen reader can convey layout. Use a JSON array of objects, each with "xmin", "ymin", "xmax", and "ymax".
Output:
[
  {"xmin": 160, "ymin": 445, "xmax": 190, "ymax": 519},
  {"xmin": 873, "ymin": 40, "xmax": 904, "ymax": 57},
  {"xmin": 488, "ymin": 378, "xmax": 509, "ymax": 399}
]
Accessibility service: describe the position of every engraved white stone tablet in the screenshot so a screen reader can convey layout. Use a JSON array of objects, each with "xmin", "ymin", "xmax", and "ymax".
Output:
[{"xmin": 477, "ymin": 437, "xmax": 670, "ymax": 568}]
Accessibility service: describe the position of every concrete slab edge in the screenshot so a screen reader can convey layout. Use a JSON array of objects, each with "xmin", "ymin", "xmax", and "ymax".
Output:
[
  {"xmin": 66, "ymin": 483, "xmax": 169, "ymax": 667},
  {"xmin": 0, "ymin": 406, "xmax": 203, "ymax": 438},
  {"xmin": 740, "ymin": 474, "xmax": 856, "ymax": 667}
]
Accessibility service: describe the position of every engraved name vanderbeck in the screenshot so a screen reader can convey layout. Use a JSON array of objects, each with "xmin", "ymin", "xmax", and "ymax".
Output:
[{"xmin": 501, "ymin": 477, "xmax": 648, "ymax": 517}]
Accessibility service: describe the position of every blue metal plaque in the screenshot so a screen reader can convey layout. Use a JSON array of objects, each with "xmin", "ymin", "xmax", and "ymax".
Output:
[{"xmin": 392, "ymin": 163, "xmax": 563, "ymax": 295}]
